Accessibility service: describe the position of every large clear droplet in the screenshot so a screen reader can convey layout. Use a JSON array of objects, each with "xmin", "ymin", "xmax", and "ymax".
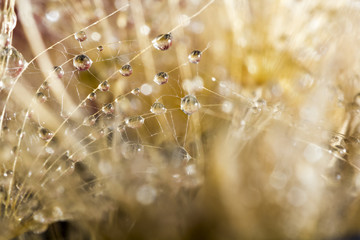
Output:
[
  {"xmin": 0, "ymin": 47, "xmax": 26, "ymax": 78},
  {"xmin": 171, "ymin": 147, "xmax": 191, "ymax": 168},
  {"xmin": 36, "ymin": 92, "xmax": 47, "ymax": 103},
  {"xmin": 74, "ymin": 30, "xmax": 87, "ymax": 42},
  {"xmin": 83, "ymin": 115, "xmax": 96, "ymax": 126},
  {"xmin": 102, "ymin": 103, "xmax": 114, "ymax": 115},
  {"xmin": 0, "ymin": 33, "xmax": 10, "ymax": 48},
  {"xmin": 73, "ymin": 54, "xmax": 92, "ymax": 71},
  {"xmin": 38, "ymin": 127, "xmax": 53, "ymax": 141},
  {"xmin": 150, "ymin": 102, "xmax": 167, "ymax": 115},
  {"xmin": 181, "ymin": 95, "xmax": 200, "ymax": 115},
  {"xmin": 131, "ymin": 88, "xmax": 141, "ymax": 96},
  {"xmin": 125, "ymin": 116, "xmax": 144, "ymax": 128},
  {"xmin": 119, "ymin": 64, "xmax": 132, "ymax": 76},
  {"xmin": 54, "ymin": 66, "xmax": 64, "ymax": 78},
  {"xmin": 153, "ymin": 72, "xmax": 169, "ymax": 85},
  {"xmin": 88, "ymin": 92, "xmax": 96, "ymax": 101},
  {"xmin": 99, "ymin": 80, "xmax": 110, "ymax": 91},
  {"xmin": 1, "ymin": 10, "xmax": 17, "ymax": 33},
  {"xmin": 188, "ymin": 50, "xmax": 201, "ymax": 64},
  {"xmin": 152, "ymin": 33, "xmax": 172, "ymax": 51}
]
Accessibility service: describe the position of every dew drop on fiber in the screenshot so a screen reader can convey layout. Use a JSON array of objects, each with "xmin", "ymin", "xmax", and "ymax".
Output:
[
  {"xmin": 188, "ymin": 50, "xmax": 201, "ymax": 64},
  {"xmin": 152, "ymin": 33, "xmax": 172, "ymax": 51},
  {"xmin": 99, "ymin": 80, "xmax": 110, "ymax": 91},
  {"xmin": 102, "ymin": 103, "xmax": 114, "ymax": 115},
  {"xmin": 73, "ymin": 54, "xmax": 92, "ymax": 71},
  {"xmin": 150, "ymin": 102, "xmax": 167, "ymax": 115},
  {"xmin": 0, "ymin": 46, "xmax": 26, "ymax": 78},
  {"xmin": 88, "ymin": 92, "xmax": 96, "ymax": 101},
  {"xmin": 74, "ymin": 30, "xmax": 87, "ymax": 42},
  {"xmin": 153, "ymin": 71, "xmax": 169, "ymax": 85},
  {"xmin": 54, "ymin": 66, "xmax": 64, "ymax": 78},
  {"xmin": 38, "ymin": 127, "xmax": 53, "ymax": 141},
  {"xmin": 181, "ymin": 95, "xmax": 200, "ymax": 115},
  {"xmin": 125, "ymin": 116, "xmax": 144, "ymax": 128},
  {"xmin": 119, "ymin": 64, "xmax": 132, "ymax": 76}
]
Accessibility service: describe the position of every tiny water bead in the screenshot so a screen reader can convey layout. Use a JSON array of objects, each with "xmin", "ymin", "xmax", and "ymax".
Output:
[
  {"xmin": 54, "ymin": 66, "xmax": 64, "ymax": 78},
  {"xmin": 0, "ymin": 47, "xmax": 26, "ymax": 78},
  {"xmin": 102, "ymin": 103, "xmax": 115, "ymax": 115},
  {"xmin": 97, "ymin": 45, "xmax": 104, "ymax": 52},
  {"xmin": 153, "ymin": 72, "xmax": 169, "ymax": 85},
  {"xmin": 181, "ymin": 95, "xmax": 201, "ymax": 115},
  {"xmin": 119, "ymin": 64, "xmax": 132, "ymax": 76},
  {"xmin": 150, "ymin": 102, "xmax": 167, "ymax": 115},
  {"xmin": 73, "ymin": 54, "xmax": 92, "ymax": 71},
  {"xmin": 83, "ymin": 115, "xmax": 96, "ymax": 126},
  {"xmin": 36, "ymin": 92, "xmax": 47, "ymax": 103},
  {"xmin": 38, "ymin": 127, "xmax": 53, "ymax": 141},
  {"xmin": 0, "ymin": 33, "xmax": 10, "ymax": 48},
  {"xmin": 152, "ymin": 33, "xmax": 172, "ymax": 51},
  {"xmin": 88, "ymin": 92, "xmax": 96, "ymax": 101},
  {"xmin": 99, "ymin": 80, "xmax": 110, "ymax": 91},
  {"xmin": 74, "ymin": 30, "xmax": 87, "ymax": 42},
  {"xmin": 188, "ymin": 50, "xmax": 202, "ymax": 64},
  {"xmin": 1, "ymin": 9, "xmax": 17, "ymax": 33},
  {"xmin": 131, "ymin": 88, "xmax": 141, "ymax": 96},
  {"xmin": 125, "ymin": 116, "xmax": 145, "ymax": 128}
]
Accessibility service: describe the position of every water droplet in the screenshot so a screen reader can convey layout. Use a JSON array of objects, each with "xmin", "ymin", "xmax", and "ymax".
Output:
[
  {"xmin": 88, "ymin": 92, "xmax": 96, "ymax": 101},
  {"xmin": 152, "ymin": 33, "xmax": 172, "ymax": 51},
  {"xmin": 41, "ymin": 81, "xmax": 50, "ymax": 90},
  {"xmin": 171, "ymin": 147, "xmax": 191, "ymax": 168},
  {"xmin": 188, "ymin": 50, "xmax": 201, "ymax": 64},
  {"xmin": 73, "ymin": 54, "xmax": 92, "ymax": 71},
  {"xmin": 38, "ymin": 127, "xmax": 53, "ymax": 141},
  {"xmin": 74, "ymin": 30, "xmax": 87, "ymax": 42},
  {"xmin": 150, "ymin": 102, "xmax": 167, "ymax": 115},
  {"xmin": 121, "ymin": 142, "xmax": 144, "ymax": 159},
  {"xmin": 254, "ymin": 99, "xmax": 267, "ymax": 108},
  {"xmin": 0, "ymin": 33, "xmax": 10, "ymax": 48},
  {"xmin": 99, "ymin": 80, "xmax": 110, "ymax": 91},
  {"xmin": 1, "ymin": 10, "xmax": 17, "ymax": 33},
  {"xmin": 0, "ymin": 47, "xmax": 26, "ymax": 78},
  {"xmin": 119, "ymin": 64, "xmax": 132, "ymax": 76},
  {"xmin": 117, "ymin": 124, "xmax": 125, "ymax": 132},
  {"xmin": 102, "ymin": 103, "xmax": 114, "ymax": 115},
  {"xmin": 181, "ymin": 95, "xmax": 200, "ymax": 115},
  {"xmin": 36, "ymin": 92, "xmax": 47, "ymax": 103},
  {"xmin": 136, "ymin": 185, "xmax": 157, "ymax": 205},
  {"xmin": 54, "ymin": 66, "xmax": 64, "ymax": 78},
  {"xmin": 97, "ymin": 45, "xmax": 104, "ymax": 52},
  {"xmin": 83, "ymin": 115, "xmax": 96, "ymax": 126},
  {"xmin": 153, "ymin": 72, "xmax": 169, "ymax": 85},
  {"xmin": 125, "ymin": 116, "xmax": 144, "ymax": 128},
  {"xmin": 354, "ymin": 93, "xmax": 360, "ymax": 106},
  {"xmin": 222, "ymin": 100, "xmax": 233, "ymax": 113},
  {"xmin": 30, "ymin": 222, "xmax": 48, "ymax": 234},
  {"xmin": 131, "ymin": 88, "xmax": 141, "ymax": 96}
]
